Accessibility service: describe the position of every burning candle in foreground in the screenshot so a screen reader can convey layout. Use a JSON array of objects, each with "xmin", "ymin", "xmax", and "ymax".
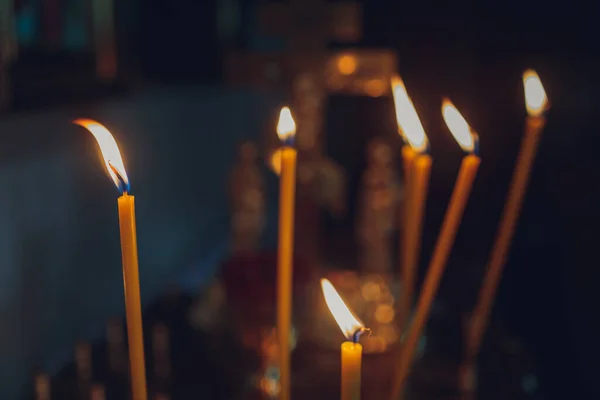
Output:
[
  {"xmin": 74, "ymin": 119, "xmax": 148, "ymax": 400},
  {"xmin": 467, "ymin": 70, "xmax": 549, "ymax": 360},
  {"xmin": 276, "ymin": 106, "xmax": 297, "ymax": 400},
  {"xmin": 321, "ymin": 279, "xmax": 367, "ymax": 400},
  {"xmin": 391, "ymin": 76, "xmax": 431, "ymax": 332},
  {"xmin": 391, "ymin": 100, "xmax": 480, "ymax": 400}
]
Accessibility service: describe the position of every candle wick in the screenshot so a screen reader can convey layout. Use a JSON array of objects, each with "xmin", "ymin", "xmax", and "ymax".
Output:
[
  {"xmin": 471, "ymin": 133, "xmax": 480, "ymax": 157},
  {"xmin": 109, "ymin": 162, "xmax": 130, "ymax": 194},
  {"xmin": 416, "ymin": 140, "xmax": 431, "ymax": 156},
  {"xmin": 280, "ymin": 134, "xmax": 295, "ymax": 148},
  {"xmin": 352, "ymin": 327, "xmax": 371, "ymax": 343}
]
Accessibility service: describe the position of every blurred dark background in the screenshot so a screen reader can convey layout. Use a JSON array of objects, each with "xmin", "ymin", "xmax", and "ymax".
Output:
[{"xmin": 1, "ymin": 0, "xmax": 598, "ymax": 398}]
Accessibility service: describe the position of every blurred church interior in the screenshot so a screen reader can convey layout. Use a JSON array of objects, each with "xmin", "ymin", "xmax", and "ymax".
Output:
[{"xmin": 0, "ymin": 0, "xmax": 599, "ymax": 399}]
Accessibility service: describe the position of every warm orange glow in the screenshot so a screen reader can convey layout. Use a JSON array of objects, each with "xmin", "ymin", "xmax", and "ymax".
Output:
[
  {"xmin": 365, "ymin": 79, "xmax": 386, "ymax": 97},
  {"xmin": 523, "ymin": 69, "xmax": 548, "ymax": 117},
  {"xmin": 270, "ymin": 148, "xmax": 282, "ymax": 175},
  {"xmin": 361, "ymin": 282, "xmax": 382, "ymax": 302},
  {"xmin": 374, "ymin": 304, "xmax": 395, "ymax": 324},
  {"xmin": 391, "ymin": 76, "xmax": 428, "ymax": 152},
  {"xmin": 74, "ymin": 119, "xmax": 129, "ymax": 189},
  {"xmin": 442, "ymin": 99, "xmax": 476, "ymax": 152},
  {"xmin": 337, "ymin": 54, "xmax": 357, "ymax": 76},
  {"xmin": 321, "ymin": 279, "xmax": 364, "ymax": 340},
  {"xmin": 277, "ymin": 107, "xmax": 296, "ymax": 142}
]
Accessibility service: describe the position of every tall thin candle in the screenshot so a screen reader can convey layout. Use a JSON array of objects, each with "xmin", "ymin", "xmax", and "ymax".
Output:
[
  {"xmin": 276, "ymin": 107, "xmax": 297, "ymax": 400},
  {"xmin": 391, "ymin": 101, "xmax": 481, "ymax": 400},
  {"xmin": 75, "ymin": 119, "xmax": 148, "ymax": 400},
  {"xmin": 391, "ymin": 76, "xmax": 431, "ymax": 330},
  {"xmin": 466, "ymin": 70, "xmax": 548, "ymax": 361}
]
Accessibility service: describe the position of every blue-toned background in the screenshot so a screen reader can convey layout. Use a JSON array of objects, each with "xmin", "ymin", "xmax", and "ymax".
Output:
[{"xmin": 0, "ymin": 87, "xmax": 280, "ymax": 397}]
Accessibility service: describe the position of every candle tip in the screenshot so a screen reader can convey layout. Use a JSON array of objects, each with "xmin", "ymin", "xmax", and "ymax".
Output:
[
  {"xmin": 75, "ymin": 119, "xmax": 130, "ymax": 191},
  {"xmin": 441, "ymin": 99, "xmax": 477, "ymax": 153},
  {"xmin": 277, "ymin": 107, "xmax": 296, "ymax": 145},
  {"xmin": 352, "ymin": 327, "xmax": 371, "ymax": 343},
  {"xmin": 391, "ymin": 77, "xmax": 428, "ymax": 152},
  {"xmin": 321, "ymin": 279, "xmax": 365, "ymax": 340},
  {"xmin": 523, "ymin": 69, "xmax": 548, "ymax": 117},
  {"xmin": 109, "ymin": 162, "xmax": 130, "ymax": 194}
]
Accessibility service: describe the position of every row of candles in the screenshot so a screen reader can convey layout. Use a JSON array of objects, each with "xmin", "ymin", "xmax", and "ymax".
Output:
[
  {"xmin": 274, "ymin": 70, "xmax": 548, "ymax": 400},
  {"xmin": 73, "ymin": 69, "xmax": 546, "ymax": 400}
]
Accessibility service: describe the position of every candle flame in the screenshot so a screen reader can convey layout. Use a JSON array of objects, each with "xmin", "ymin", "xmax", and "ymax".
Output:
[
  {"xmin": 74, "ymin": 119, "xmax": 130, "ymax": 192},
  {"xmin": 523, "ymin": 69, "xmax": 548, "ymax": 117},
  {"xmin": 321, "ymin": 279, "xmax": 364, "ymax": 340},
  {"xmin": 277, "ymin": 107, "xmax": 296, "ymax": 143},
  {"xmin": 391, "ymin": 76, "xmax": 428, "ymax": 152},
  {"xmin": 441, "ymin": 99, "xmax": 476, "ymax": 152}
]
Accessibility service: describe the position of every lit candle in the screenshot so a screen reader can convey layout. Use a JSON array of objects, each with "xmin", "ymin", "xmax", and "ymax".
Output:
[
  {"xmin": 75, "ymin": 119, "xmax": 148, "ymax": 400},
  {"xmin": 392, "ymin": 78, "xmax": 417, "ymax": 280},
  {"xmin": 391, "ymin": 77, "xmax": 418, "ymax": 178},
  {"xmin": 321, "ymin": 279, "xmax": 367, "ymax": 400},
  {"xmin": 276, "ymin": 107, "xmax": 297, "ymax": 400},
  {"xmin": 391, "ymin": 100, "xmax": 481, "ymax": 400},
  {"xmin": 401, "ymin": 145, "xmax": 416, "ymax": 180},
  {"xmin": 391, "ymin": 76, "xmax": 431, "ymax": 331},
  {"xmin": 466, "ymin": 70, "xmax": 548, "ymax": 360}
]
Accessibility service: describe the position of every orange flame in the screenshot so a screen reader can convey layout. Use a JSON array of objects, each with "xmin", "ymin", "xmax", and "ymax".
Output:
[
  {"xmin": 321, "ymin": 279, "xmax": 364, "ymax": 340},
  {"xmin": 74, "ymin": 119, "xmax": 129, "ymax": 191},
  {"xmin": 441, "ymin": 99, "xmax": 476, "ymax": 152},
  {"xmin": 523, "ymin": 70, "xmax": 548, "ymax": 117},
  {"xmin": 277, "ymin": 107, "xmax": 296, "ymax": 142},
  {"xmin": 391, "ymin": 76, "xmax": 428, "ymax": 152}
]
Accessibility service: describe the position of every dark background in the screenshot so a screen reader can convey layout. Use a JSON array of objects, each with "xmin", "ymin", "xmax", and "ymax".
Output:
[{"xmin": 3, "ymin": 0, "xmax": 599, "ymax": 398}]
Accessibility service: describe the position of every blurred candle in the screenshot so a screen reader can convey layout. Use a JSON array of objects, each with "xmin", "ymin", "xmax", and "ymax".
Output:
[
  {"xmin": 34, "ymin": 373, "xmax": 51, "ymax": 400},
  {"xmin": 401, "ymin": 145, "xmax": 416, "ymax": 179},
  {"xmin": 392, "ymin": 76, "xmax": 419, "ymax": 184},
  {"xmin": 467, "ymin": 70, "xmax": 549, "ymax": 360},
  {"xmin": 391, "ymin": 100, "xmax": 480, "ymax": 399},
  {"xmin": 321, "ymin": 279, "xmax": 366, "ymax": 400},
  {"xmin": 75, "ymin": 119, "xmax": 148, "ymax": 400},
  {"xmin": 276, "ymin": 107, "xmax": 297, "ymax": 400},
  {"xmin": 391, "ymin": 76, "xmax": 431, "ymax": 331},
  {"xmin": 392, "ymin": 77, "xmax": 419, "ymax": 178}
]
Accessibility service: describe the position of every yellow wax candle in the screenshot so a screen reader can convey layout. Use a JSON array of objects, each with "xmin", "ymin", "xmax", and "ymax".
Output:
[
  {"xmin": 466, "ymin": 70, "xmax": 548, "ymax": 361},
  {"xmin": 341, "ymin": 341, "xmax": 363, "ymax": 400},
  {"xmin": 400, "ymin": 145, "xmax": 415, "ymax": 243},
  {"xmin": 391, "ymin": 76, "xmax": 430, "ymax": 331},
  {"xmin": 392, "ymin": 76, "xmax": 421, "ymax": 181},
  {"xmin": 399, "ymin": 154, "xmax": 431, "ymax": 330},
  {"xmin": 118, "ymin": 194, "xmax": 148, "ymax": 400},
  {"xmin": 321, "ymin": 279, "xmax": 366, "ymax": 400},
  {"xmin": 75, "ymin": 119, "xmax": 148, "ymax": 400},
  {"xmin": 401, "ymin": 145, "xmax": 416, "ymax": 179},
  {"xmin": 392, "ymin": 76, "xmax": 422, "ymax": 182},
  {"xmin": 276, "ymin": 107, "xmax": 297, "ymax": 400},
  {"xmin": 400, "ymin": 144, "xmax": 416, "ymax": 248},
  {"xmin": 391, "ymin": 101, "xmax": 481, "ymax": 400},
  {"xmin": 401, "ymin": 145, "xmax": 415, "ymax": 239}
]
